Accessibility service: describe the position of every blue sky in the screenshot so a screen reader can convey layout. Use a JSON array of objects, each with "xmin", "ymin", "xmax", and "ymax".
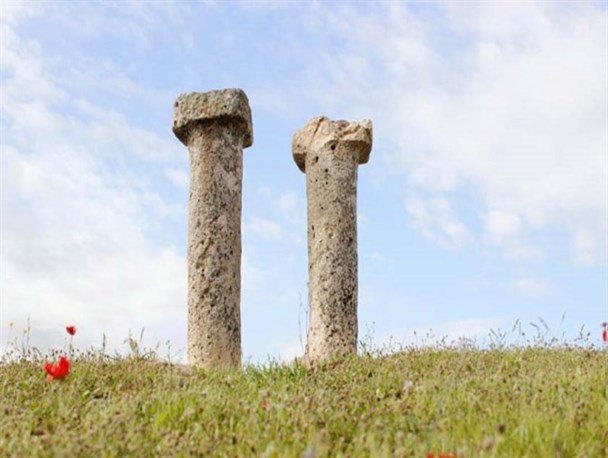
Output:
[{"xmin": 1, "ymin": 1, "xmax": 606, "ymax": 363}]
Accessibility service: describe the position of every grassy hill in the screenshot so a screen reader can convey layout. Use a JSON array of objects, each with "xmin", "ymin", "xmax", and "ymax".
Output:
[{"xmin": 1, "ymin": 342, "xmax": 606, "ymax": 457}]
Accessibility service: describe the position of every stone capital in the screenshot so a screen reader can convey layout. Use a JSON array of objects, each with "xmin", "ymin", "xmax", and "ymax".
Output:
[
  {"xmin": 172, "ymin": 88, "xmax": 253, "ymax": 148},
  {"xmin": 292, "ymin": 116, "xmax": 372, "ymax": 172}
]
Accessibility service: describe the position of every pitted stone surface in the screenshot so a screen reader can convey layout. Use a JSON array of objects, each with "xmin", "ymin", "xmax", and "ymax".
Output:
[
  {"xmin": 292, "ymin": 116, "xmax": 371, "ymax": 172},
  {"xmin": 292, "ymin": 116, "xmax": 373, "ymax": 364},
  {"xmin": 173, "ymin": 88, "xmax": 252, "ymax": 369},
  {"xmin": 173, "ymin": 89, "xmax": 253, "ymax": 148}
]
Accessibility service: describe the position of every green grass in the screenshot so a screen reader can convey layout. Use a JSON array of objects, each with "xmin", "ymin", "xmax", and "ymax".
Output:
[{"xmin": 1, "ymin": 343, "xmax": 606, "ymax": 457}]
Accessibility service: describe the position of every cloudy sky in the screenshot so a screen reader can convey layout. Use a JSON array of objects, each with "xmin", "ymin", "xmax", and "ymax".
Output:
[{"xmin": 1, "ymin": 1, "xmax": 606, "ymax": 363}]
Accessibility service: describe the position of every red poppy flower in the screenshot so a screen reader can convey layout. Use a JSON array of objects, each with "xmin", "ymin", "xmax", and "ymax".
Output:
[
  {"xmin": 602, "ymin": 323, "xmax": 607, "ymax": 344},
  {"xmin": 66, "ymin": 326, "xmax": 77, "ymax": 336},
  {"xmin": 44, "ymin": 356, "xmax": 70, "ymax": 381}
]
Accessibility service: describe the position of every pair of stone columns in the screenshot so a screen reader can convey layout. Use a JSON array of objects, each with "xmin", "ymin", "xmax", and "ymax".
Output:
[{"xmin": 172, "ymin": 88, "xmax": 372, "ymax": 369}]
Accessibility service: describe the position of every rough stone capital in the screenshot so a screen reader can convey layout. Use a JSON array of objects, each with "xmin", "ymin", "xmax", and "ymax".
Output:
[
  {"xmin": 292, "ymin": 116, "xmax": 372, "ymax": 172},
  {"xmin": 172, "ymin": 88, "xmax": 253, "ymax": 147}
]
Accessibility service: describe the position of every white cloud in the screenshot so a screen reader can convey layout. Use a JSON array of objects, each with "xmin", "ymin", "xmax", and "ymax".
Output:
[
  {"xmin": 571, "ymin": 229, "xmax": 605, "ymax": 267},
  {"xmin": 20, "ymin": 2, "xmax": 187, "ymax": 50},
  {"xmin": 277, "ymin": 192, "xmax": 307, "ymax": 246},
  {"xmin": 0, "ymin": 6, "xmax": 187, "ymax": 355},
  {"xmin": 241, "ymin": 247, "xmax": 271, "ymax": 296},
  {"xmin": 0, "ymin": 1, "xmax": 42, "ymax": 27},
  {"xmin": 74, "ymin": 98, "xmax": 180, "ymax": 162},
  {"xmin": 370, "ymin": 251, "xmax": 386, "ymax": 262},
  {"xmin": 483, "ymin": 211, "xmax": 522, "ymax": 243},
  {"xmin": 511, "ymin": 278, "xmax": 551, "ymax": 296},
  {"xmin": 278, "ymin": 192, "xmax": 300, "ymax": 222},
  {"xmin": 405, "ymin": 195, "xmax": 473, "ymax": 250},
  {"xmin": 300, "ymin": 2, "xmax": 607, "ymax": 266},
  {"xmin": 482, "ymin": 211, "xmax": 543, "ymax": 261},
  {"xmin": 244, "ymin": 217, "xmax": 282, "ymax": 240},
  {"xmin": 1, "ymin": 146, "xmax": 187, "ymax": 353},
  {"xmin": 165, "ymin": 167, "xmax": 190, "ymax": 189}
]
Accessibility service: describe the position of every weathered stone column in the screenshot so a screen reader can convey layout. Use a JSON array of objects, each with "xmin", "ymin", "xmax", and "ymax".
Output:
[
  {"xmin": 172, "ymin": 89, "xmax": 253, "ymax": 369},
  {"xmin": 292, "ymin": 116, "xmax": 372, "ymax": 363}
]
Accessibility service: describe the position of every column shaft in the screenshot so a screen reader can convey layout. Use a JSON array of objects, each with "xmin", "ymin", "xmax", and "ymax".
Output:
[
  {"xmin": 187, "ymin": 123, "xmax": 243, "ymax": 368},
  {"xmin": 306, "ymin": 148, "xmax": 359, "ymax": 361}
]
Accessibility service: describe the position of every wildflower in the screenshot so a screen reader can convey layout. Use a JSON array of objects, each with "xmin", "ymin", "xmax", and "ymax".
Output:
[
  {"xmin": 427, "ymin": 453, "xmax": 458, "ymax": 458},
  {"xmin": 602, "ymin": 322, "xmax": 607, "ymax": 344},
  {"xmin": 44, "ymin": 356, "xmax": 70, "ymax": 381},
  {"xmin": 66, "ymin": 326, "xmax": 77, "ymax": 336}
]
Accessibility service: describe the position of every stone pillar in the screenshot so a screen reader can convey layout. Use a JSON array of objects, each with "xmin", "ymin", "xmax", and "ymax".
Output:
[
  {"xmin": 292, "ymin": 116, "xmax": 372, "ymax": 363},
  {"xmin": 172, "ymin": 89, "xmax": 253, "ymax": 369}
]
